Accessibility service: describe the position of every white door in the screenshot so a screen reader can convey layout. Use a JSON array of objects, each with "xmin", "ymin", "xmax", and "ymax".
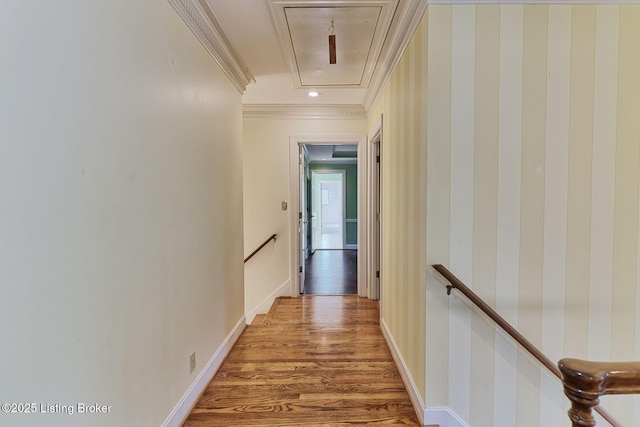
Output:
[
  {"xmin": 373, "ymin": 142, "xmax": 381, "ymax": 300},
  {"xmin": 298, "ymin": 148, "xmax": 306, "ymax": 294},
  {"xmin": 367, "ymin": 131, "xmax": 381, "ymax": 301},
  {"xmin": 310, "ymin": 174, "xmax": 317, "ymax": 254}
]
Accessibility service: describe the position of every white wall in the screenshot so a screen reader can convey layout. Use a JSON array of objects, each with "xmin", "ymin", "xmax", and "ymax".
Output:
[
  {"xmin": 0, "ymin": 2, "xmax": 244, "ymax": 426},
  {"xmin": 243, "ymin": 117, "xmax": 366, "ymax": 317}
]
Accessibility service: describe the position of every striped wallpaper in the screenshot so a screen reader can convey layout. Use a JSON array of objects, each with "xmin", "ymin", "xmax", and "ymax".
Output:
[
  {"xmin": 370, "ymin": 7, "xmax": 429, "ymax": 404},
  {"xmin": 372, "ymin": 4, "xmax": 640, "ymax": 426}
]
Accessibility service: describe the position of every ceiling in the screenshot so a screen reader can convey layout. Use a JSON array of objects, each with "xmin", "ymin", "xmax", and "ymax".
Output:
[
  {"xmin": 203, "ymin": 0, "xmax": 426, "ymax": 108},
  {"xmin": 305, "ymin": 144, "xmax": 358, "ymax": 162}
]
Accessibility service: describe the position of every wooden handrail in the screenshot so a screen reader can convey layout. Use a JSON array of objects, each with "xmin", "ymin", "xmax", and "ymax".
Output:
[
  {"xmin": 244, "ymin": 234, "xmax": 277, "ymax": 263},
  {"xmin": 431, "ymin": 264, "xmax": 621, "ymax": 427},
  {"xmin": 558, "ymin": 358, "xmax": 640, "ymax": 426}
]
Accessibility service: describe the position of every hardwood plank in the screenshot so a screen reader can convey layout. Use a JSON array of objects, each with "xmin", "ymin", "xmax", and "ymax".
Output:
[
  {"xmin": 252, "ymin": 314, "xmax": 267, "ymax": 325},
  {"xmin": 304, "ymin": 250, "xmax": 358, "ymax": 295},
  {"xmin": 183, "ymin": 296, "xmax": 420, "ymax": 426}
]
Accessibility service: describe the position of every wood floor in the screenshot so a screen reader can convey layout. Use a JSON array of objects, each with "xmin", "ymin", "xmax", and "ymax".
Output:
[
  {"xmin": 304, "ymin": 250, "xmax": 358, "ymax": 295},
  {"xmin": 183, "ymin": 296, "xmax": 421, "ymax": 426}
]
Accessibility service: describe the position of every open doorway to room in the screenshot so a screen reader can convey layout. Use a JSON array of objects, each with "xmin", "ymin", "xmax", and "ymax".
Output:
[
  {"xmin": 289, "ymin": 135, "xmax": 369, "ymax": 299},
  {"xmin": 311, "ymin": 170, "xmax": 345, "ymax": 250},
  {"xmin": 304, "ymin": 145, "xmax": 357, "ymax": 295}
]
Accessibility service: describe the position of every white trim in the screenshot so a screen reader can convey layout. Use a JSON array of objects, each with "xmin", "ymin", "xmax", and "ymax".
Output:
[
  {"xmin": 357, "ymin": 138, "xmax": 369, "ymax": 298},
  {"xmin": 312, "ymin": 169, "xmax": 347, "ymax": 250},
  {"xmin": 424, "ymin": 406, "xmax": 470, "ymax": 427},
  {"xmin": 381, "ymin": 317, "xmax": 469, "ymax": 427},
  {"xmin": 267, "ymin": 0, "xmax": 399, "ymax": 89},
  {"xmin": 243, "ymin": 104, "xmax": 367, "ymax": 120},
  {"xmin": 289, "ymin": 135, "xmax": 368, "ymax": 298},
  {"xmin": 245, "ymin": 279, "xmax": 291, "ymax": 324},
  {"xmin": 311, "ymin": 159, "xmax": 359, "ymax": 165},
  {"xmin": 167, "ymin": 0, "xmax": 254, "ymax": 94},
  {"xmin": 161, "ymin": 315, "xmax": 246, "ymax": 427},
  {"xmin": 380, "ymin": 318, "xmax": 426, "ymax": 425},
  {"xmin": 428, "ymin": 0, "xmax": 640, "ymax": 3},
  {"xmin": 363, "ymin": 1, "xmax": 428, "ymax": 112},
  {"xmin": 345, "ymin": 244, "xmax": 358, "ymax": 250},
  {"xmin": 367, "ymin": 116, "xmax": 382, "ymax": 301}
]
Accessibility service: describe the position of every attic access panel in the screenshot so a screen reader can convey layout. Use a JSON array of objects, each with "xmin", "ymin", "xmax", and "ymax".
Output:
[
  {"xmin": 269, "ymin": 1, "xmax": 398, "ymax": 89},
  {"xmin": 285, "ymin": 6, "xmax": 379, "ymax": 86}
]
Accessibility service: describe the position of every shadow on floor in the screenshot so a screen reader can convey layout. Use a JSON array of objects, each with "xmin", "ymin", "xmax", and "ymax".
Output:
[{"xmin": 303, "ymin": 249, "xmax": 357, "ymax": 295}]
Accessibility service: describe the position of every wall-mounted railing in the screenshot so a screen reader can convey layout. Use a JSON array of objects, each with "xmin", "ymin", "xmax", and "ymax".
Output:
[
  {"xmin": 558, "ymin": 358, "xmax": 640, "ymax": 426},
  {"xmin": 244, "ymin": 234, "xmax": 277, "ymax": 263},
  {"xmin": 431, "ymin": 264, "xmax": 621, "ymax": 427}
]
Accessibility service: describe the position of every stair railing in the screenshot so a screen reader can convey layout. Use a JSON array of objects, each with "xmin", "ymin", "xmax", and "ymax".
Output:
[
  {"xmin": 244, "ymin": 234, "xmax": 277, "ymax": 263},
  {"xmin": 431, "ymin": 264, "xmax": 622, "ymax": 427}
]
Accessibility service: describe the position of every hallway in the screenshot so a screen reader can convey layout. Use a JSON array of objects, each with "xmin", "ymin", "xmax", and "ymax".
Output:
[
  {"xmin": 183, "ymin": 296, "xmax": 420, "ymax": 426},
  {"xmin": 303, "ymin": 250, "xmax": 358, "ymax": 295}
]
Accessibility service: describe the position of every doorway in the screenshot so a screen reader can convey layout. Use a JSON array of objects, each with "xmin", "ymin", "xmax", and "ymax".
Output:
[
  {"xmin": 368, "ymin": 118, "xmax": 382, "ymax": 301},
  {"xmin": 311, "ymin": 170, "xmax": 345, "ymax": 250},
  {"xmin": 288, "ymin": 135, "xmax": 368, "ymax": 298},
  {"xmin": 305, "ymin": 159, "xmax": 353, "ymax": 295}
]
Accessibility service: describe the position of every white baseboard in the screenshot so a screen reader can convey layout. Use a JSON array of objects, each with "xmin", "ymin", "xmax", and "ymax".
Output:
[
  {"xmin": 380, "ymin": 318, "xmax": 426, "ymax": 425},
  {"xmin": 245, "ymin": 279, "xmax": 291, "ymax": 324},
  {"xmin": 161, "ymin": 315, "xmax": 247, "ymax": 427},
  {"xmin": 380, "ymin": 319, "xmax": 468, "ymax": 427},
  {"xmin": 424, "ymin": 406, "xmax": 470, "ymax": 427}
]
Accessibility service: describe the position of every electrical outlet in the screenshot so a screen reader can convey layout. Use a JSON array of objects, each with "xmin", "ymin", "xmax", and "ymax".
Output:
[{"xmin": 189, "ymin": 351, "xmax": 196, "ymax": 374}]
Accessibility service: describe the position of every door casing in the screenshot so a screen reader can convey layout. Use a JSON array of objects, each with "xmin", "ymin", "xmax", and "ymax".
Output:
[
  {"xmin": 311, "ymin": 169, "xmax": 346, "ymax": 250},
  {"xmin": 367, "ymin": 116, "xmax": 382, "ymax": 302},
  {"xmin": 288, "ymin": 135, "xmax": 367, "ymax": 297}
]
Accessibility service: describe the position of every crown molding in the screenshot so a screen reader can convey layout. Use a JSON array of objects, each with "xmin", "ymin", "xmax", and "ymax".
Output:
[
  {"xmin": 310, "ymin": 159, "xmax": 359, "ymax": 164},
  {"xmin": 167, "ymin": 0, "xmax": 254, "ymax": 94},
  {"xmin": 243, "ymin": 104, "xmax": 367, "ymax": 120},
  {"xmin": 363, "ymin": 0, "xmax": 428, "ymax": 113},
  {"xmin": 268, "ymin": 0, "xmax": 398, "ymax": 89},
  {"xmin": 363, "ymin": 0, "xmax": 637, "ymax": 110}
]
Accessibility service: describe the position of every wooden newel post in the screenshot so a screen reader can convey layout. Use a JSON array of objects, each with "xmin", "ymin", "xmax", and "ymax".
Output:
[
  {"xmin": 558, "ymin": 359, "xmax": 601, "ymax": 426},
  {"xmin": 558, "ymin": 358, "xmax": 640, "ymax": 427}
]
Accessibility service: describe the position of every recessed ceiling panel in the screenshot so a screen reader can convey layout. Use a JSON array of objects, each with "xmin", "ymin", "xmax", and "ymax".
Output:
[
  {"xmin": 285, "ymin": 7, "xmax": 380, "ymax": 86},
  {"xmin": 305, "ymin": 144, "xmax": 358, "ymax": 162},
  {"xmin": 269, "ymin": 1, "xmax": 398, "ymax": 89}
]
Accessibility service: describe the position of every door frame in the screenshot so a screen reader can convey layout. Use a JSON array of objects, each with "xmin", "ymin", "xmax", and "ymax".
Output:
[
  {"xmin": 311, "ymin": 169, "xmax": 346, "ymax": 250},
  {"xmin": 289, "ymin": 135, "xmax": 368, "ymax": 297},
  {"xmin": 297, "ymin": 145, "xmax": 309, "ymax": 294},
  {"xmin": 367, "ymin": 116, "xmax": 382, "ymax": 302}
]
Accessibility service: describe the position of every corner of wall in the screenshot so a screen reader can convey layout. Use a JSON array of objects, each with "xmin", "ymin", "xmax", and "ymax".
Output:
[
  {"xmin": 245, "ymin": 279, "xmax": 290, "ymax": 324},
  {"xmin": 161, "ymin": 316, "xmax": 246, "ymax": 427},
  {"xmin": 380, "ymin": 318, "xmax": 426, "ymax": 425},
  {"xmin": 424, "ymin": 406, "xmax": 470, "ymax": 427}
]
